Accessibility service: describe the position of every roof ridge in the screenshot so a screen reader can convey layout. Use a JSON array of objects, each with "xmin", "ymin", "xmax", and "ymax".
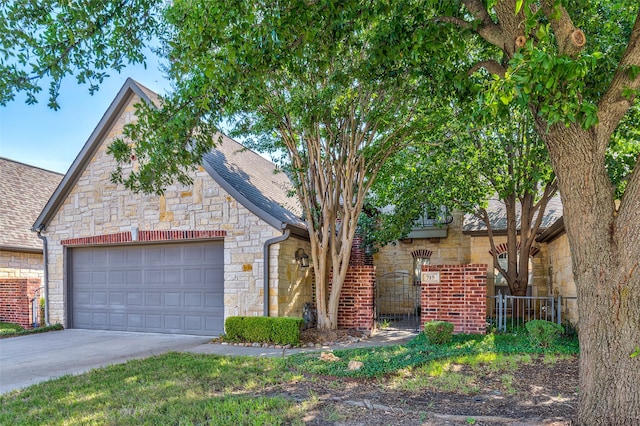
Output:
[{"xmin": 0, "ymin": 157, "xmax": 64, "ymax": 176}]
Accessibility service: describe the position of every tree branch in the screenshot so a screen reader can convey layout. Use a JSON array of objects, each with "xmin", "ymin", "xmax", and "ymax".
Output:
[
  {"xmin": 468, "ymin": 60, "xmax": 507, "ymax": 77},
  {"xmin": 597, "ymin": 10, "xmax": 640, "ymax": 142},
  {"xmin": 461, "ymin": 0, "xmax": 505, "ymax": 50},
  {"xmin": 433, "ymin": 16, "xmax": 471, "ymax": 30},
  {"xmin": 540, "ymin": 0, "xmax": 586, "ymax": 57},
  {"xmin": 480, "ymin": 206, "xmax": 508, "ymax": 281}
]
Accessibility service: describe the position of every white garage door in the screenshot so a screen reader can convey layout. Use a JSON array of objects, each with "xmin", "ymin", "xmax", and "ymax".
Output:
[{"xmin": 70, "ymin": 241, "xmax": 224, "ymax": 336}]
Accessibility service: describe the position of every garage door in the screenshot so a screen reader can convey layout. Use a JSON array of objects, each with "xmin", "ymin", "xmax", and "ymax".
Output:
[{"xmin": 69, "ymin": 241, "xmax": 224, "ymax": 336}]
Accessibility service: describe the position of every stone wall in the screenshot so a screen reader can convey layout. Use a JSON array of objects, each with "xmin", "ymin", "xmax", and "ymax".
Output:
[
  {"xmin": 545, "ymin": 233, "xmax": 578, "ymax": 324},
  {"xmin": 0, "ymin": 278, "xmax": 41, "ymax": 328},
  {"xmin": 275, "ymin": 236, "xmax": 314, "ymax": 318},
  {"xmin": 373, "ymin": 212, "xmax": 470, "ymax": 300},
  {"xmin": 421, "ymin": 264, "xmax": 487, "ymax": 334},
  {"xmin": 43, "ymin": 94, "xmax": 281, "ymax": 326},
  {"xmin": 469, "ymin": 235, "xmax": 549, "ymax": 297},
  {"xmin": 0, "ymin": 250, "xmax": 44, "ymax": 279}
]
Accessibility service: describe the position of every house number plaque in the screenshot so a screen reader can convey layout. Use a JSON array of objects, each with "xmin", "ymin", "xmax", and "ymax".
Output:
[{"xmin": 421, "ymin": 271, "xmax": 440, "ymax": 284}]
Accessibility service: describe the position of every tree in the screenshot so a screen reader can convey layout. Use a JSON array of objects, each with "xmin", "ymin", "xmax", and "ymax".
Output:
[
  {"xmin": 419, "ymin": 1, "xmax": 640, "ymax": 423},
  {"xmin": 0, "ymin": 0, "xmax": 162, "ymax": 109},
  {"xmin": 369, "ymin": 100, "xmax": 557, "ymax": 298},
  {"xmin": 106, "ymin": 1, "xmax": 435, "ymax": 330}
]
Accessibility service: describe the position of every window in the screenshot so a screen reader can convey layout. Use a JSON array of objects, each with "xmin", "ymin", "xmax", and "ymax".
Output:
[
  {"xmin": 414, "ymin": 257, "xmax": 430, "ymax": 286},
  {"xmin": 494, "ymin": 252, "xmax": 532, "ymax": 296},
  {"xmin": 412, "ymin": 204, "xmax": 453, "ymax": 229},
  {"xmin": 406, "ymin": 204, "xmax": 453, "ymax": 239}
]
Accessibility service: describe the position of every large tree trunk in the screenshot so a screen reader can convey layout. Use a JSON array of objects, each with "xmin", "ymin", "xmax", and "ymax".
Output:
[{"xmin": 543, "ymin": 123, "xmax": 640, "ymax": 424}]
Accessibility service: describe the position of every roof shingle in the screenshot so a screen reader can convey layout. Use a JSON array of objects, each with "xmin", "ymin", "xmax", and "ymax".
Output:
[{"xmin": 0, "ymin": 158, "xmax": 62, "ymax": 251}]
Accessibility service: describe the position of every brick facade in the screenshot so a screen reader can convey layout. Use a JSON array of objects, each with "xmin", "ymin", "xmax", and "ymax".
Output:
[
  {"xmin": 60, "ymin": 230, "xmax": 227, "ymax": 246},
  {"xmin": 0, "ymin": 278, "xmax": 41, "ymax": 328},
  {"xmin": 421, "ymin": 264, "xmax": 487, "ymax": 334}
]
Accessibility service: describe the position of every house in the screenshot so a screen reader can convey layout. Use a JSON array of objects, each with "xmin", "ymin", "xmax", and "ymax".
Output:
[
  {"xmin": 33, "ymin": 78, "xmax": 316, "ymax": 336},
  {"xmin": 374, "ymin": 196, "xmax": 578, "ymax": 326},
  {"xmin": 0, "ymin": 158, "xmax": 62, "ymax": 327},
  {"xmin": 31, "ymin": 77, "xmax": 577, "ymax": 337}
]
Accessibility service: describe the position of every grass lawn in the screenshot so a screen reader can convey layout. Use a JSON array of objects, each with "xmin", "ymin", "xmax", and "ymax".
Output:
[
  {"xmin": 0, "ymin": 321, "xmax": 24, "ymax": 334},
  {"xmin": 0, "ymin": 322, "xmax": 63, "ymax": 337},
  {"xmin": 0, "ymin": 330, "xmax": 579, "ymax": 425}
]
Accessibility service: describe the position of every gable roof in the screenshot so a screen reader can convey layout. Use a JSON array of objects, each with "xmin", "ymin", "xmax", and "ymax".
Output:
[
  {"xmin": 202, "ymin": 135, "xmax": 306, "ymax": 234},
  {"xmin": 34, "ymin": 78, "xmax": 306, "ymax": 235},
  {"xmin": 462, "ymin": 196, "xmax": 563, "ymax": 235},
  {"xmin": 0, "ymin": 158, "xmax": 62, "ymax": 252}
]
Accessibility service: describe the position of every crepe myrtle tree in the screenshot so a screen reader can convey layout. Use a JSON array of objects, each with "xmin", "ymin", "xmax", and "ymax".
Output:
[{"xmin": 105, "ymin": 1, "xmax": 438, "ymax": 330}]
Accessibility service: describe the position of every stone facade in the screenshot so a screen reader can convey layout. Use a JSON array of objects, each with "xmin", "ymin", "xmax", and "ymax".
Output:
[
  {"xmin": 373, "ymin": 212, "xmax": 470, "ymax": 277},
  {"xmin": 42, "ymin": 94, "xmax": 287, "ymax": 327},
  {"xmin": 0, "ymin": 250, "xmax": 44, "ymax": 279},
  {"xmin": 274, "ymin": 236, "xmax": 314, "ymax": 318},
  {"xmin": 468, "ymin": 235, "xmax": 550, "ymax": 297},
  {"xmin": 545, "ymin": 233, "xmax": 578, "ymax": 324},
  {"xmin": 375, "ymin": 210, "xmax": 552, "ymax": 302}
]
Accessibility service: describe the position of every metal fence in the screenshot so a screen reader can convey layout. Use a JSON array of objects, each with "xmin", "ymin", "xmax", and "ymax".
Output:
[
  {"xmin": 31, "ymin": 287, "xmax": 44, "ymax": 328},
  {"xmin": 375, "ymin": 272, "xmax": 421, "ymax": 332},
  {"xmin": 488, "ymin": 293, "xmax": 577, "ymax": 332}
]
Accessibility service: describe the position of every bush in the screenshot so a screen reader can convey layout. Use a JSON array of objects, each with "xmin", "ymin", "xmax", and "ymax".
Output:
[
  {"xmin": 423, "ymin": 321, "xmax": 454, "ymax": 345},
  {"xmin": 0, "ymin": 321, "xmax": 24, "ymax": 334},
  {"xmin": 225, "ymin": 316, "xmax": 304, "ymax": 346},
  {"xmin": 525, "ymin": 320, "xmax": 564, "ymax": 347}
]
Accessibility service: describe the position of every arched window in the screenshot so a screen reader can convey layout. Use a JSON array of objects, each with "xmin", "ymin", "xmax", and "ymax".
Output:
[
  {"xmin": 494, "ymin": 252, "xmax": 533, "ymax": 296},
  {"xmin": 411, "ymin": 249, "xmax": 432, "ymax": 286}
]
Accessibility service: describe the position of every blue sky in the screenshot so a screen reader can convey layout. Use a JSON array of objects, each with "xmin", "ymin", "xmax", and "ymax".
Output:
[{"xmin": 0, "ymin": 55, "xmax": 170, "ymax": 174}]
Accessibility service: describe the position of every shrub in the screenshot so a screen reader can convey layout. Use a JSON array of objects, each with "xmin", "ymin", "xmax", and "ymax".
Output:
[
  {"xmin": 423, "ymin": 321, "xmax": 454, "ymax": 345},
  {"xmin": 525, "ymin": 320, "xmax": 564, "ymax": 347},
  {"xmin": 225, "ymin": 316, "xmax": 304, "ymax": 346}
]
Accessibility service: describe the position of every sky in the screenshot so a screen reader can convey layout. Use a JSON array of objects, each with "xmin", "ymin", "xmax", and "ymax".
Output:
[{"xmin": 0, "ymin": 54, "xmax": 171, "ymax": 175}]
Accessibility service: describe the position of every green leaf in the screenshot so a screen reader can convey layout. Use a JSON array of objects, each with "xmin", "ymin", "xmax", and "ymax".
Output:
[{"xmin": 515, "ymin": 0, "xmax": 524, "ymax": 15}]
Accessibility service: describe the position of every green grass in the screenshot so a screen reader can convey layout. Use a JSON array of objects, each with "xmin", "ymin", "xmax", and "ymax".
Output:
[
  {"xmin": 287, "ymin": 331, "xmax": 579, "ymax": 379},
  {"xmin": 0, "ymin": 321, "xmax": 24, "ymax": 334},
  {"xmin": 0, "ymin": 353, "xmax": 308, "ymax": 425},
  {"xmin": 0, "ymin": 322, "xmax": 63, "ymax": 337},
  {"xmin": 0, "ymin": 331, "xmax": 579, "ymax": 424}
]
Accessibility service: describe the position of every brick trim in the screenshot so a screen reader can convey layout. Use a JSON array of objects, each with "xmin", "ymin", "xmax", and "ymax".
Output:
[
  {"xmin": 489, "ymin": 242, "xmax": 540, "ymax": 257},
  {"xmin": 411, "ymin": 249, "xmax": 433, "ymax": 259},
  {"xmin": 61, "ymin": 230, "xmax": 227, "ymax": 246}
]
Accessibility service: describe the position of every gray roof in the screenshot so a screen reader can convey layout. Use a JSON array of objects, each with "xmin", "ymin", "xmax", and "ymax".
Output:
[
  {"xmin": 202, "ymin": 134, "xmax": 306, "ymax": 234},
  {"xmin": 0, "ymin": 158, "xmax": 62, "ymax": 251},
  {"xmin": 34, "ymin": 78, "xmax": 306, "ymax": 235},
  {"xmin": 463, "ymin": 196, "xmax": 563, "ymax": 234}
]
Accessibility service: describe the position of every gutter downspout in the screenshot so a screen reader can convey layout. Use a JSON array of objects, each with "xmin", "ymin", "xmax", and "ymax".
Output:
[
  {"xmin": 263, "ymin": 229, "xmax": 290, "ymax": 317},
  {"xmin": 36, "ymin": 226, "xmax": 51, "ymax": 326}
]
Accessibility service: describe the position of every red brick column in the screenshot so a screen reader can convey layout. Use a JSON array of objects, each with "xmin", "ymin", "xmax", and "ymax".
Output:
[
  {"xmin": 421, "ymin": 264, "xmax": 487, "ymax": 334},
  {"xmin": 0, "ymin": 278, "xmax": 41, "ymax": 329},
  {"xmin": 336, "ymin": 266, "xmax": 375, "ymax": 332}
]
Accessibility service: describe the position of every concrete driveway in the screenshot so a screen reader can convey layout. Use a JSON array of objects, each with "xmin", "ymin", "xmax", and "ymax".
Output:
[{"xmin": 0, "ymin": 329, "xmax": 210, "ymax": 394}]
